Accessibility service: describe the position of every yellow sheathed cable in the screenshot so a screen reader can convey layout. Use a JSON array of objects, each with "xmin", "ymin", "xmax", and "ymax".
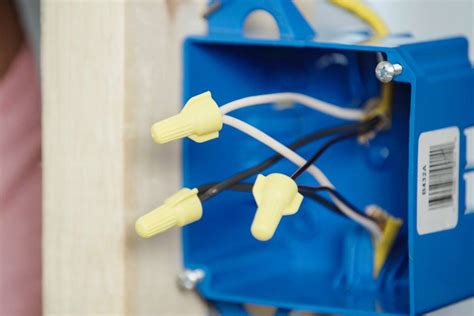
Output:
[
  {"xmin": 330, "ymin": 0, "xmax": 393, "ymax": 124},
  {"xmin": 329, "ymin": 0, "xmax": 389, "ymax": 38},
  {"xmin": 367, "ymin": 82, "xmax": 393, "ymax": 123}
]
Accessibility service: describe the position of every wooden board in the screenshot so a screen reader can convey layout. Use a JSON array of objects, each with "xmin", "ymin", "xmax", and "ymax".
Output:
[{"xmin": 42, "ymin": 1, "xmax": 207, "ymax": 314}]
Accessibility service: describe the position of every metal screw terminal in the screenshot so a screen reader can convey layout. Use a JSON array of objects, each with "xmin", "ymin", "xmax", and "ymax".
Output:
[
  {"xmin": 177, "ymin": 269, "xmax": 205, "ymax": 291},
  {"xmin": 375, "ymin": 61, "xmax": 403, "ymax": 83},
  {"xmin": 365, "ymin": 204, "xmax": 390, "ymax": 228}
]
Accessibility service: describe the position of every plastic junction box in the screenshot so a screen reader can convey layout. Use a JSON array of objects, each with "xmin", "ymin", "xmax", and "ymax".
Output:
[{"xmin": 180, "ymin": 1, "xmax": 474, "ymax": 315}]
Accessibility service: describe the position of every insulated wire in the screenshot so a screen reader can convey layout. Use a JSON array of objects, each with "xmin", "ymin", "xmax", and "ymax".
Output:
[
  {"xmin": 198, "ymin": 121, "xmax": 371, "ymax": 201},
  {"xmin": 292, "ymin": 131, "xmax": 360, "ymax": 180},
  {"xmin": 291, "ymin": 117, "xmax": 379, "ymax": 179},
  {"xmin": 222, "ymin": 115, "xmax": 382, "ymax": 239},
  {"xmin": 198, "ymin": 183, "xmax": 343, "ymax": 217},
  {"xmin": 219, "ymin": 92, "xmax": 366, "ymax": 121},
  {"xmin": 222, "ymin": 115, "xmax": 332, "ymax": 186},
  {"xmin": 298, "ymin": 185, "xmax": 367, "ymax": 216}
]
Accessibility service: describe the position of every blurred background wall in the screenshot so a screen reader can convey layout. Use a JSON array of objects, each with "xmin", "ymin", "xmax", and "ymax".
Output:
[{"xmin": 16, "ymin": 0, "xmax": 474, "ymax": 61}]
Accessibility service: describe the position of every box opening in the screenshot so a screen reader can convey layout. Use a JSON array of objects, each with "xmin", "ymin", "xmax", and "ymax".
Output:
[{"xmin": 183, "ymin": 40, "xmax": 412, "ymax": 315}]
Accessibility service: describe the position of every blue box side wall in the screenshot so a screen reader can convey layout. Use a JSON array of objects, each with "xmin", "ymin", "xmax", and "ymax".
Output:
[
  {"xmin": 393, "ymin": 37, "xmax": 474, "ymax": 314},
  {"xmin": 408, "ymin": 72, "xmax": 474, "ymax": 314}
]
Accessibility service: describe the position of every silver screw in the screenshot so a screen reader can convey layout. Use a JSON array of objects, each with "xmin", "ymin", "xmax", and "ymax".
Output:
[
  {"xmin": 177, "ymin": 269, "xmax": 205, "ymax": 291},
  {"xmin": 375, "ymin": 61, "xmax": 403, "ymax": 83}
]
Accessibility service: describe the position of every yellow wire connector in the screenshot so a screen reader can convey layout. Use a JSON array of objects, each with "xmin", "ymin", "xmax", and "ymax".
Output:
[
  {"xmin": 135, "ymin": 188, "xmax": 202, "ymax": 238},
  {"xmin": 251, "ymin": 173, "xmax": 304, "ymax": 241},
  {"xmin": 150, "ymin": 91, "xmax": 223, "ymax": 144},
  {"xmin": 366, "ymin": 205, "xmax": 403, "ymax": 277}
]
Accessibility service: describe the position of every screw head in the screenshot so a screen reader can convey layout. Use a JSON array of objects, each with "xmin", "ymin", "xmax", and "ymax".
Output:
[
  {"xmin": 177, "ymin": 269, "xmax": 205, "ymax": 291},
  {"xmin": 375, "ymin": 61, "xmax": 403, "ymax": 83}
]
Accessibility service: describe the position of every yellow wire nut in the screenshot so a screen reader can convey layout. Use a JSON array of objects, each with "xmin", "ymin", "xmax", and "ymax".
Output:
[
  {"xmin": 373, "ymin": 216, "xmax": 403, "ymax": 277},
  {"xmin": 135, "ymin": 188, "xmax": 202, "ymax": 238},
  {"xmin": 251, "ymin": 173, "xmax": 304, "ymax": 241},
  {"xmin": 150, "ymin": 91, "xmax": 223, "ymax": 144}
]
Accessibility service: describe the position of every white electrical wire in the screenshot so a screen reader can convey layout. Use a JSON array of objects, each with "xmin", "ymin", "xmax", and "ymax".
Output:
[
  {"xmin": 219, "ymin": 92, "xmax": 366, "ymax": 121},
  {"xmin": 222, "ymin": 115, "xmax": 382, "ymax": 240}
]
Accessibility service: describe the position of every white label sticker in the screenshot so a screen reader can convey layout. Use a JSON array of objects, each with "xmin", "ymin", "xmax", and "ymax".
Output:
[{"xmin": 417, "ymin": 127, "xmax": 460, "ymax": 235}]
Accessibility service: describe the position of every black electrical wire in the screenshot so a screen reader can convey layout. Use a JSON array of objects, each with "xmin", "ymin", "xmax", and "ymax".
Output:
[
  {"xmin": 198, "ymin": 183, "xmax": 374, "ymax": 221},
  {"xmin": 290, "ymin": 130, "xmax": 360, "ymax": 179},
  {"xmin": 198, "ymin": 182, "xmax": 341, "ymax": 216},
  {"xmin": 291, "ymin": 116, "xmax": 380, "ymax": 179},
  {"xmin": 298, "ymin": 185, "xmax": 369, "ymax": 218},
  {"xmin": 198, "ymin": 118, "xmax": 379, "ymax": 202}
]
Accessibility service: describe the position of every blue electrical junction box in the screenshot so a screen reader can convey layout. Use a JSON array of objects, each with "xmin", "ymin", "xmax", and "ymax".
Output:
[{"xmin": 180, "ymin": 1, "xmax": 474, "ymax": 315}]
